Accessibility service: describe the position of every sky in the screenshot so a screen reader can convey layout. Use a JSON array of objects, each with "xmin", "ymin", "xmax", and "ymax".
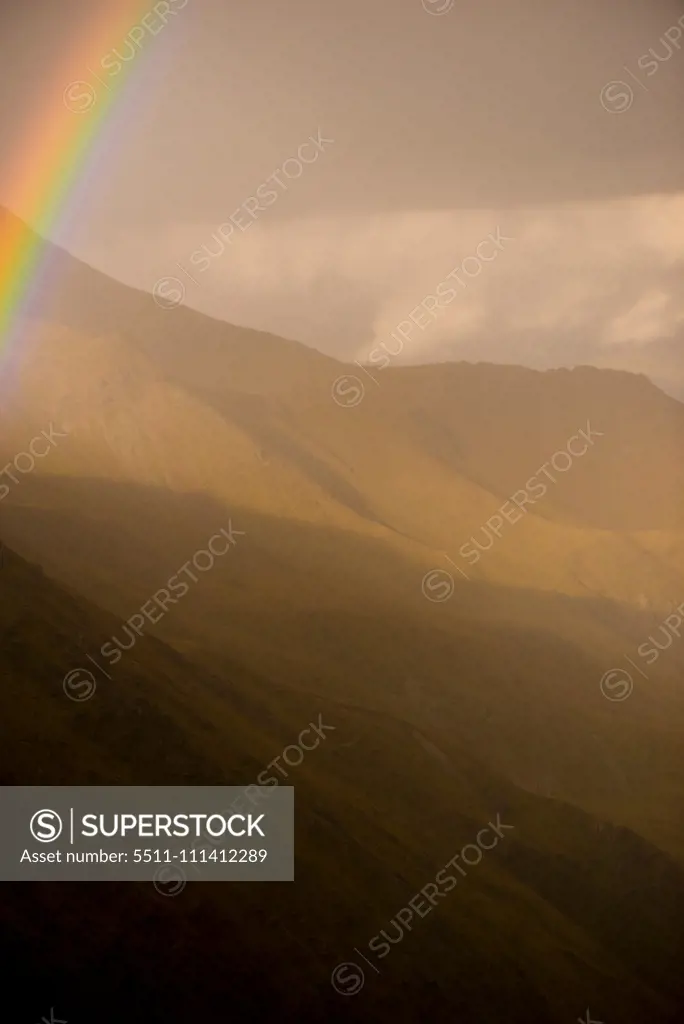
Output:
[{"xmin": 0, "ymin": 0, "xmax": 683, "ymax": 394}]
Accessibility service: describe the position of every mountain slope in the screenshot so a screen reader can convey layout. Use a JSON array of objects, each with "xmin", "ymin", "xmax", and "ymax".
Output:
[
  {"xmin": 1, "ymin": 541, "xmax": 683, "ymax": 1024},
  {"xmin": 1, "ymin": 208, "xmax": 684, "ymax": 1021},
  {"xmin": 2, "ymin": 209, "xmax": 684, "ymax": 853}
]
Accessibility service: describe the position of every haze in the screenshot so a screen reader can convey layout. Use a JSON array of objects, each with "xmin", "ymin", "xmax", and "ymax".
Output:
[{"xmin": 1, "ymin": 0, "xmax": 683, "ymax": 393}]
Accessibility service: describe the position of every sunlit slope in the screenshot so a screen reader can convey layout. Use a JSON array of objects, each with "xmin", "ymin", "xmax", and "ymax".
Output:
[
  {"xmin": 4, "ymin": 315, "xmax": 684, "ymax": 615},
  {"xmin": 3, "ymin": 205, "xmax": 684, "ymax": 613},
  {"xmin": 2, "ymin": 207, "xmax": 684, "ymax": 860}
]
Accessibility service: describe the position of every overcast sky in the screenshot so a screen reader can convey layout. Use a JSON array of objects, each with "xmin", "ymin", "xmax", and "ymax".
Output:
[{"xmin": 1, "ymin": 0, "xmax": 683, "ymax": 394}]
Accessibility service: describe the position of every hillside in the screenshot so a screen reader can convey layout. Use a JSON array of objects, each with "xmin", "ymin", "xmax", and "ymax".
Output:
[
  {"xmin": 1, "ymin": 207, "xmax": 684, "ymax": 1021},
  {"xmin": 1, "ymin": 542, "xmax": 683, "ymax": 1023}
]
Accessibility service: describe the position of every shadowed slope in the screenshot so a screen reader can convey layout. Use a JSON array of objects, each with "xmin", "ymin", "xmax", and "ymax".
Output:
[{"xmin": 1, "ymin": 542, "xmax": 684, "ymax": 1023}]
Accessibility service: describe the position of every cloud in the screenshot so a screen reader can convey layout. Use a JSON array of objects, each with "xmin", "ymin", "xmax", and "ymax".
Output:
[
  {"xmin": 603, "ymin": 288, "xmax": 684, "ymax": 346},
  {"xmin": 80, "ymin": 192, "xmax": 684, "ymax": 395}
]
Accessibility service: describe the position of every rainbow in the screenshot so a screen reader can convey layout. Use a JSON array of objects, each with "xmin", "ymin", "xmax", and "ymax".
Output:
[{"xmin": 0, "ymin": 0, "xmax": 187, "ymax": 368}]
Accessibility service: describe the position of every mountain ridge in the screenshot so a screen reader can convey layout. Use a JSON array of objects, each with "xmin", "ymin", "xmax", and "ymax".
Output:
[{"xmin": 2, "ymin": 204, "xmax": 684, "ymax": 1022}]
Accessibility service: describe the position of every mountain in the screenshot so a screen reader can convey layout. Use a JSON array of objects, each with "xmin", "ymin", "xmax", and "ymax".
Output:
[
  {"xmin": 1, "ymin": 207, "xmax": 684, "ymax": 1022},
  {"xmin": 2, "ymin": 541, "xmax": 684, "ymax": 1024}
]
